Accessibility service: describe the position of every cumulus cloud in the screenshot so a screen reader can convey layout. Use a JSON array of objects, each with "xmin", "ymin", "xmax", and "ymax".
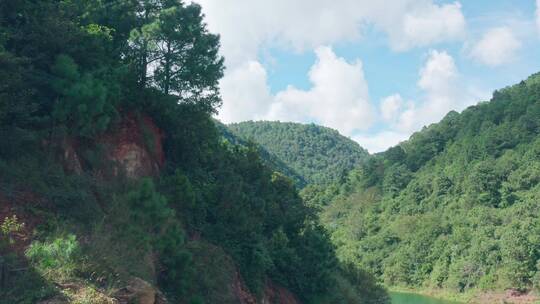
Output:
[
  {"xmin": 380, "ymin": 1, "xmax": 466, "ymax": 51},
  {"xmin": 469, "ymin": 27, "xmax": 522, "ymax": 67},
  {"xmin": 193, "ymin": 1, "xmax": 473, "ymax": 153},
  {"xmin": 267, "ymin": 46, "xmax": 374, "ymax": 134},
  {"xmin": 219, "ymin": 47, "xmax": 375, "ymax": 135},
  {"xmin": 194, "ymin": 0, "xmax": 364, "ymax": 65},
  {"xmin": 353, "ymin": 50, "xmax": 487, "ymax": 153},
  {"xmin": 195, "ymin": 0, "xmax": 467, "ymax": 64},
  {"xmin": 353, "ymin": 131, "xmax": 410, "ymax": 154},
  {"xmin": 395, "ymin": 50, "xmax": 461, "ymax": 132},
  {"xmin": 380, "ymin": 94, "xmax": 404, "ymax": 123},
  {"xmin": 218, "ymin": 61, "xmax": 273, "ymax": 122}
]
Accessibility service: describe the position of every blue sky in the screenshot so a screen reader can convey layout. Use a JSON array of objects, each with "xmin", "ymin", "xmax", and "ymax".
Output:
[{"xmin": 195, "ymin": 0, "xmax": 540, "ymax": 152}]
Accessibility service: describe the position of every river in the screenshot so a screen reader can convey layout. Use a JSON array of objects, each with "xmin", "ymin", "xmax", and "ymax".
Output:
[{"xmin": 390, "ymin": 291, "xmax": 460, "ymax": 304}]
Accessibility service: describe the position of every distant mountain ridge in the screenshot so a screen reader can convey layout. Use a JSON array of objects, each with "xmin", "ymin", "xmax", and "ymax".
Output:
[{"xmin": 226, "ymin": 121, "xmax": 369, "ymax": 187}]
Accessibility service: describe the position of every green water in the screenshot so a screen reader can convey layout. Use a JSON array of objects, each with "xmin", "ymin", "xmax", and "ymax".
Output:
[{"xmin": 390, "ymin": 292, "xmax": 459, "ymax": 304}]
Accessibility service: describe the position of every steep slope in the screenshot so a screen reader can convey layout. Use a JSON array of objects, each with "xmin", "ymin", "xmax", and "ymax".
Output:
[
  {"xmin": 215, "ymin": 120, "xmax": 306, "ymax": 187},
  {"xmin": 0, "ymin": 1, "xmax": 388, "ymax": 304},
  {"xmin": 227, "ymin": 121, "xmax": 369, "ymax": 187},
  {"xmin": 317, "ymin": 73, "xmax": 540, "ymax": 297}
]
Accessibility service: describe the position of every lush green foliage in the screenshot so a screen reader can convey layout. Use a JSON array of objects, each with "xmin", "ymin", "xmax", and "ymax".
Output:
[
  {"xmin": 0, "ymin": 1, "xmax": 386, "ymax": 303},
  {"xmin": 215, "ymin": 120, "xmax": 307, "ymax": 187},
  {"xmin": 228, "ymin": 121, "xmax": 369, "ymax": 187},
  {"xmin": 26, "ymin": 234, "xmax": 81, "ymax": 279},
  {"xmin": 315, "ymin": 73, "xmax": 540, "ymax": 293},
  {"xmin": 1, "ymin": 215, "xmax": 25, "ymax": 245}
]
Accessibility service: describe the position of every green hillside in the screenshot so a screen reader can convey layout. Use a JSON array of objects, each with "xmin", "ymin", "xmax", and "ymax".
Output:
[
  {"xmin": 227, "ymin": 121, "xmax": 369, "ymax": 187},
  {"xmin": 0, "ymin": 1, "xmax": 387, "ymax": 303},
  {"xmin": 215, "ymin": 120, "xmax": 307, "ymax": 187},
  {"xmin": 314, "ymin": 73, "xmax": 540, "ymax": 295}
]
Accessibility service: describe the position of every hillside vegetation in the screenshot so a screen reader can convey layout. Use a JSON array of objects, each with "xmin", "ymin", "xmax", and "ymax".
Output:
[
  {"xmin": 0, "ymin": 1, "xmax": 387, "ymax": 303},
  {"xmin": 313, "ymin": 73, "xmax": 540, "ymax": 294},
  {"xmin": 228, "ymin": 121, "xmax": 369, "ymax": 187},
  {"xmin": 215, "ymin": 120, "xmax": 307, "ymax": 188}
]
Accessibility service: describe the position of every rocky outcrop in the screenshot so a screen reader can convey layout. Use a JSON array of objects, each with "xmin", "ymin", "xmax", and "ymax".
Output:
[
  {"xmin": 102, "ymin": 113, "xmax": 164, "ymax": 179},
  {"xmin": 60, "ymin": 113, "xmax": 165, "ymax": 179}
]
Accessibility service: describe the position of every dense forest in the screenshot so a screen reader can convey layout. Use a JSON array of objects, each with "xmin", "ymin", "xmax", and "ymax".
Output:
[
  {"xmin": 0, "ymin": 1, "xmax": 387, "ymax": 303},
  {"xmin": 228, "ymin": 121, "xmax": 369, "ymax": 187},
  {"xmin": 3, "ymin": 0, "xmax": 539, "ymax": 303},
  {"xmin": 214, "ymin": 120, "xmax": 307, "ymax": 188},
  {"xmin": 310, "ymin": 73, "xmax": 540, "ymax": 296}
]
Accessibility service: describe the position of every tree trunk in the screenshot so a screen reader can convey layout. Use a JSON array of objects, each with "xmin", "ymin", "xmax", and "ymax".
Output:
[
  {"xmin": 139, "ymin": 8, "xmax": 150, "ymax": 88},
  {"xmin": 140, "ymin": 40, "xmax": 148, "ymax": 87},
  {"xmin": 164, "ymin": 41, "xmax": 171, "ymax": 95}
]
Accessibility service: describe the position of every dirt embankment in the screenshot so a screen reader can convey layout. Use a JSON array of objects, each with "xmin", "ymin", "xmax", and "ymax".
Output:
[
  {"xmin": 62, "ymin": 112, "xmax": 165, "ymax": 179},
  {"xmin": 261, "ymin": 281, "xmax": 300, "ymax": 304},
  {"xmin": 102, "ymin": 113, "xmax": 164, "ymax": 179}
]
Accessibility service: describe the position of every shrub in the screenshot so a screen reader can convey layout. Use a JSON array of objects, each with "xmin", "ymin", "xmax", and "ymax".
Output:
[
  {"xmin": 26, "ymin": 234, "xmax": 81, "ymax": 279},
  {"xmin": 1, "ymin": 215, "xmax": 25, "ymax": 245}
]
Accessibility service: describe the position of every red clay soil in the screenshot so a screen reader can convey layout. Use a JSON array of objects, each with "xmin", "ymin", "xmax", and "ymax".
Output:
[
  {"xmin": 232, "ymin": 271, "xmax": 258, "ymax": 304},
  {"xmin": 61, "ymin": 112, "xmax": 165, "ymax": 179},
  {"xmin": 100, "ymin": 113, "xmax": 165, "ymax": 179}
]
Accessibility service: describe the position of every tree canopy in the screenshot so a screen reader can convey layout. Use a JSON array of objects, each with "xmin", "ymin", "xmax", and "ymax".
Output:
[
  {"xmin": 312, "ymin": 72, "xmax": 540, "ymax": 293},
  {"xmin": 0, "ymin": 1, "xmax": 387, "ymax": 303},
  {"xmin": 228, "ymin": 121, "xmax": 370, "ymax": 187}
]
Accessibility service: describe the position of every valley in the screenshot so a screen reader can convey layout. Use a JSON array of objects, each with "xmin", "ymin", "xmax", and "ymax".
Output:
[{"xmin": 1, "ymin": 1, "xmax": 540, "ymax": 304}]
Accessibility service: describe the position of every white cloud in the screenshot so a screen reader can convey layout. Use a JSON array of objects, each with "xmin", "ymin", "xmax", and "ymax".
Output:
[
  {"xmin": 195, "ymin": 0, "xmax": 364, "ymax": 66},
  {"xmin": 419, "ymin": 50, "xmax": 459, "ymax": 93},
  {"xmin": 469, "ymin": 27, "xmax": 522, "ymax": 67},
  {"xmin": 218, "ymin": 61, "xmax": 273, "ymax": 122},
  {"xmin": 195, "ymin": 0, "xmax": 467, "ymax": 65},
  {"xmin": 396, "ymin": 50, "xmax": 461, "ymax": 132},
  {"xmin": 219, "ymin": 47, "xmax": 375, "ymax": 135},
  {"xmin": 380, "ymin": 94, "xmax": 404, "ymax": 123},
  {"xmin": 197, "ymin": 0, "xmax": 468, "ymax": 134},
  {"xmin": 193, "ymin": 1, "xmax": 473, "ymax": 153},
  {"xmin": 266, "ymin": 46, "xmax": 374, "ymax": 134},
  {"xmin": 381, "ymin": 2, "xmax": 466, "ymax": 51},
  {"xmin": 352, "ymin": 131, "xmax": 410, "ymax": 154},
  {"xmin": 353, "ymin": 50, "xmax": 487, "ymax": 153}
]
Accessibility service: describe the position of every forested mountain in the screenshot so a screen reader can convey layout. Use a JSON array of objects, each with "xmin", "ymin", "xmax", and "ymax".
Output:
[
  {"xmin": 215, "ymin": 120, "xmax": 307, "ymax": 187},
  {"xmin": 0, "ymin": 1, "xmax": 387, "ymax": 303},
  {"xmin": 313, "ymin": 73, "xmax": 540, "ymax": 296},
  {"xmin": 228, "ymin": 121, "xmax": 369, "ymax": 187}
]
